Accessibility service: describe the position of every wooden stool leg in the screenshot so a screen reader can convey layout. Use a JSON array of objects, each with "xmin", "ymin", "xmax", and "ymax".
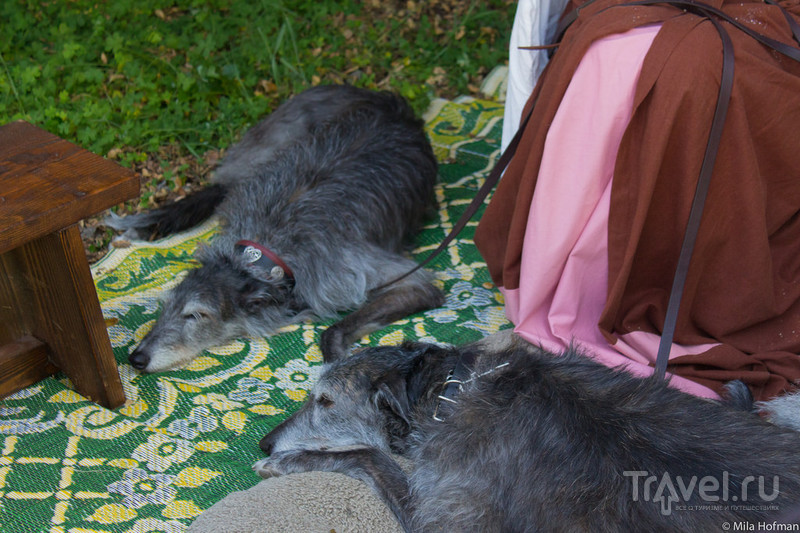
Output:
[{"xmin": 0, "ymin": 225, "xmax": 125, "ymax": 408}]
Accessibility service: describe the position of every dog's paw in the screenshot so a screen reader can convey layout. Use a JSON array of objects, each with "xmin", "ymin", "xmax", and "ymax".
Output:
[
  {"xmin": 252, "ymin": 450, "xmax": 310, "ymax": 479},
  {"xmin": 253, "ymin": 457, "xmax": 284, "ymax": 479}
]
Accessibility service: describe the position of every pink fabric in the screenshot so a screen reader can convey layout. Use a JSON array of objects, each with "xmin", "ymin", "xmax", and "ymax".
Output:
[{"xmin": 501, "ymin": 25, "xmax": 720, "ymax": 399}]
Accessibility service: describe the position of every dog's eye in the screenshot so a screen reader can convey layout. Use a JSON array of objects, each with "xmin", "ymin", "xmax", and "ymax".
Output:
[
  {"xmin": 316, "ymin": 395, "xmax": 334, "ymax": 408},
  {"xmin": 183, "ymin": 311, "xmax": 208, "ymax": 321}
]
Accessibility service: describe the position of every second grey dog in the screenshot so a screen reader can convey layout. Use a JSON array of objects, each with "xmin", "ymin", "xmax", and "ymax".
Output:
[
  {"xmin": 107, "ymin": 85, "xmax": 442, "ymax": 372},
  {"xmin": 254, "ymin": 335, "xmax": 800, "ymax": 532}
]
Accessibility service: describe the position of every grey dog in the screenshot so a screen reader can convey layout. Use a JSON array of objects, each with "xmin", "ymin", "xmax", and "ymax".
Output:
[
  {"xmin": 107, "ymin": 85, "xmax": 443, "ymax": 372},
  {"xmin": 254, "ymin": 334, "xmax": 800, "ymax": 532}
]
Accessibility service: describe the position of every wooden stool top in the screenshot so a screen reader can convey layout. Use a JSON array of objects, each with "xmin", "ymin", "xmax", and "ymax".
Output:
[{"xmin": 0, "ymin": 120, "xmax": 139, "ymax": 254}]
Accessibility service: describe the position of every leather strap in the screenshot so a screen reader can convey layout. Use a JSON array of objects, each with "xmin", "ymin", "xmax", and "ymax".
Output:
[
  {"xmin": 654, "ymin": 14, "xmax": 735, "ymax": 379},
  {"xmin": 765, "ymin": 0, "xmax": 800, "ymax": 46}
]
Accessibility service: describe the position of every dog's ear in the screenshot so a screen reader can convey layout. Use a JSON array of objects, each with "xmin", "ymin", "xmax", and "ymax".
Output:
[
  {"xmin": 373, "ymin": 343, "xmax": 446, "ymax": 423},
  {"xmin": 373, "ymin": 371, "xmax": 412, "ymax": 426},
  {"xmin": 398, "ymin": 341, "xmax": 450, "ymax": 362},
  {"xmin": 238, "ymin": 278, "xmax": 291, "ymax": 314},
  {"xmin": 401, "ymin": 342, "xmax": 450, "ymax": 406}
]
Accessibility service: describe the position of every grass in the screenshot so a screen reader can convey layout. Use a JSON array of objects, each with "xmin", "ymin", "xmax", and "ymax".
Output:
[{"xmin": 0, "ymin": 0, "xmax": 514, "ymax": 257}]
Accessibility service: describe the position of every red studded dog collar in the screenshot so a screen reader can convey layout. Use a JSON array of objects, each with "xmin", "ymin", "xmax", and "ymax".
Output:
[{"xmin": 234, "ymin": 240, "xmax": 295, "ymax": 282}]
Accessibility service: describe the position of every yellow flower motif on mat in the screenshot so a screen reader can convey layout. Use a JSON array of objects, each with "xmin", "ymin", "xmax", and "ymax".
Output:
[
  {"xmin": 192, "ymin": 393, "xmax": 243, "ymax": 412},
  {"xmin": 132, "ymin": 434, "xmax": 194, "ymax": 473},
  {"xmin": 48, "ymin": 390, "xmax": 87, "ymax": 404},
  {"xmin": 272, "ymin": 359, "xmax": 322, "ymax": 392},
  {"xmin": 378, "ymin": 330, "xmax": 405, "ymax": 346},
  {"xmin": 248, "ymin": 405, "xmax": 284, "ymax": 416},
  {"xmin": 284, "ymin": 389, "xmax": 307, "ymax": 402},
  {"xmin": 301, "ymin": 324, "xmax": 318, "ymax": 345},
  {"xmin": 173, "ymin": 466, "xmax": 221, "ymax": 488},
  {"xmin": 304, "ymin": 343, "xmax": 322, "ymax": 363},
  {"xmin": 221, "ymin": 411, "xmax": 247, "ymax": 433},
  {"xmin": 88, "ymin": 503, "xmax": 138, "ymax": 524},
  {"xmin": 249, "ymin": 366, "xmax": 273, "ymax": 381},
  {"xmin": 453, "ymin": 262, "xmax": 476, "ymax": 281},
  {"xmin": 462, "ymin": 307, "xmax": 510, "ymax": 336},
  {"xmin": 162, "ymin": 500, "xmax": 203, "ymax": 519},
  {"xmin": 123, "ymin": 517, "xmax": 184, "ymax": 533},
  {"xmin": 174, "ymin": 382, "xmax": 202, "ymax": 393},
  {"xmin": 205, "ymin": 339, "xmax": 246, "ymax": 356},
  {"xmin": 488, "ymin": 285, "xmax": 504, "ymax": 303},
  {"xmin": 183, "ymin": 356, "xmax": 222, "ymax": 372},
  {"xmin": 194, "ymin": 440, "xmax": 228, "ymax": 452},
  {"xmin": 108, "ymin": 459, "xmax": 138, "ymax": 469}
]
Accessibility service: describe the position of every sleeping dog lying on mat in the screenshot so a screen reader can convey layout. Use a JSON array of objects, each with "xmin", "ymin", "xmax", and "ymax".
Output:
[
  {"xmin": 255, "ymin": 333, "xmax": 800, "ymax": 532},
  {"xmin": 107, "ymin": 85, "xmax": 442, "ymax": 372}
]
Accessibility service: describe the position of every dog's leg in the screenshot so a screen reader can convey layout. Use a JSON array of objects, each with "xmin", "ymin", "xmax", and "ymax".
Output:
[
  {"xmin": 320, "ymin": 276, "xmax": 443, "ymax": 361},
  {"xmin": 254, "ymin": 447, "xmax": 415, "ymax": 532}
]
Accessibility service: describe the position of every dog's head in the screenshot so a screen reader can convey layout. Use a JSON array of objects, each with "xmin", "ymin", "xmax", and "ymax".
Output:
[
  {"xmin": 259, "ymin": 342, "xmax": 450, "ymax": 456},
  {"xmin": 129, "ymin": 249, "xmax": 295, "ymax": 373}
]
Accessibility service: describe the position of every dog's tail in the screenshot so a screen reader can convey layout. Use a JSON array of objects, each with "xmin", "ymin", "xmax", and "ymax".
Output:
[
  {"xmin": 105, "ymin": 183, "xmax": 227, "ymax": 240},
  {"xmin": 721, "ymin": 379, "xmax": 754, "ymax": 412}
]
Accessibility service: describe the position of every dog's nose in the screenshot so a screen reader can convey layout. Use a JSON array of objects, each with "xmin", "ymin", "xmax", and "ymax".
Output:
[
  {"xmin": 129, "ymin": 348, "xmax": 150, "ymax": 371},
  {"xmin": 259, "ymin": 434, "xmax": 274, "ymax": 455}
]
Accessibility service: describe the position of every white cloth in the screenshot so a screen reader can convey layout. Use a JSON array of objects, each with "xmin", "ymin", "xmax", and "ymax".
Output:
[{"xmin": 502, "ymin": 0, "xmax": 570, "ymax": 151}]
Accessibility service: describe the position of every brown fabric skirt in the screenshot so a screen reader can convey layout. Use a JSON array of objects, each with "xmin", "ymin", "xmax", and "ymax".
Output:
[{"xmin": 475, "ymin": 0, "xmax": 800, "ymax": 401}]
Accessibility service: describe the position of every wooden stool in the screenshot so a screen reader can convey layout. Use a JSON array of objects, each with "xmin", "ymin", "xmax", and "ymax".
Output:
[{"xmin": 0, "ymin": 121, "xmax": 139, "ymax": 408}]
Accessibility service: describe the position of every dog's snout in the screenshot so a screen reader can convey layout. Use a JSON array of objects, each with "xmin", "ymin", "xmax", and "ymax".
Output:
[{"xmin": 129, "ymin": 348, "xmax": 150, "ymax": 371}]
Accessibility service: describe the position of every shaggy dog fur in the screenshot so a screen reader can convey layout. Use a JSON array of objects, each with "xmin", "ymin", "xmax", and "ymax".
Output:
[
  {"xmin": 255, "ymin": 335, "xmax": 800, "ymax": 532},
  {"xmin": 107, "ymin": 85, "xmax": 443, "ymax": 372}
]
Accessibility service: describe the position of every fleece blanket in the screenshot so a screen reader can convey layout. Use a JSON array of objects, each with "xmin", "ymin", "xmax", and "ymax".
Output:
[{"xmin": 0, "ymin": 72, "xmax": 510, "ymax": 533}]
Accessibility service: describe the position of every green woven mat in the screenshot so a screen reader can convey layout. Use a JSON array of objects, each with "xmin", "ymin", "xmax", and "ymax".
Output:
[{"xmin": 0, "ymin": 87, "xmax": 509, "ymax": 533}]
